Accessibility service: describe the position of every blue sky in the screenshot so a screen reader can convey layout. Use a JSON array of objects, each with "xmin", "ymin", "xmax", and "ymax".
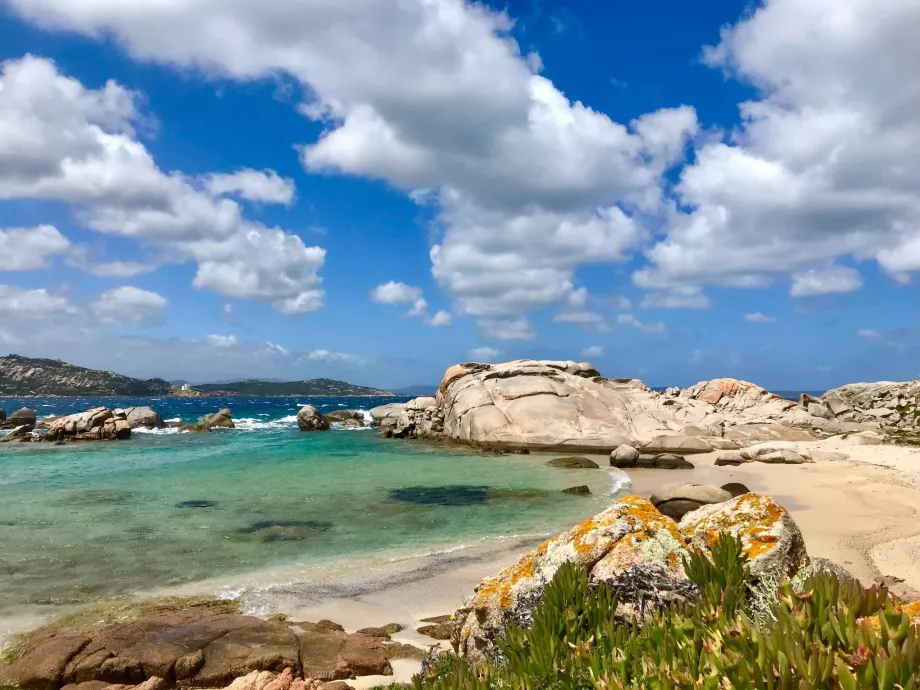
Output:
[{"xmin": 0, "ymin": 0, "xmax": 918, "ymax": 390}]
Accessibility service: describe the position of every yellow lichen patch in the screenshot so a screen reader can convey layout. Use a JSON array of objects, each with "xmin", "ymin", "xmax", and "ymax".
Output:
[
  {"xmin": 901, "ymin": 601, "xmax": 920, "ymax": 618},
  {"xmin": 682, "ymin": 493, "xmax": 788, "ymax": 561}
]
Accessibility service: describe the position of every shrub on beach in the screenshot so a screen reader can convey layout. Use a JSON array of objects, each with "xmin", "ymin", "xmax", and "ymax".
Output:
[{"xmin": 416, "ymin": 534, "xmax": 920, "ymax": 689}]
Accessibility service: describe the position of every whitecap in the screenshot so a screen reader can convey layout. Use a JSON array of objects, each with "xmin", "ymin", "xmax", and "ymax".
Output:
[{"xmin": 133, "ymin": 427, "xmax": 180, "ymax": 435}]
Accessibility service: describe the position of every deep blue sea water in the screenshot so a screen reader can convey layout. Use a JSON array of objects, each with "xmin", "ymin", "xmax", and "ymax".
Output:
[{"xmin": 0, "ymin": 396, "xmax": 629, "ymax": 620}]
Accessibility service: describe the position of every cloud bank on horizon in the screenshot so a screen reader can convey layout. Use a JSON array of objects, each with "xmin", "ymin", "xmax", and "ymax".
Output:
[{"xmin": 0, "ymin": 0, "xmax": 918, "ymax": 386}]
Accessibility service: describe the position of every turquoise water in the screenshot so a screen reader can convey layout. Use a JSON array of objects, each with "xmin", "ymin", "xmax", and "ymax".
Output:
[{"xmin": 0, "ymin": 396, "xmax": 628, "ymax": 617}]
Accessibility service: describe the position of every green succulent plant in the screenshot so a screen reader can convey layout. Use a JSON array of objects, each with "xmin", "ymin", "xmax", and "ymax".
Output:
[{"xmin": 418, "ymin": 533, "xmax": 920, "ymax": 690}]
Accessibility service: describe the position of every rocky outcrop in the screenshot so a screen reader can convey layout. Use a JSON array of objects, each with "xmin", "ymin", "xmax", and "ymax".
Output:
[
  {"xmin": 123, "ymin": 407, "xmax": 165, "ymax": 430},
  {"xmin": 43, "ymin": 408, "xmax": 131, "ymax": 442},
  {"xmin": 804, "ymin": 379, "xmax": 920, "ymax": 433},
  {"xmin": 650, "ymin": 483, "xmax": 732, "ymax": 520},
  {"xmin": 195, "ymin": 409, "xmax": 234, "ymax": 432},
  {"xmin": 451, "ymin": 496, "xmax": 690, "ymax": 660},
  {"xmin": 297, "ymin": 406, "xmax": 329, "ymax": 432},
  {"xmin": 390, "ymin": 360, "xmax": 851, "ymax": 452},
  {"xmin": 546, "ymin": 457, "xmax": 599, "ymax": 469},
  {"xmin": 679, "ymin": 493, "xmax": 808, "ymax": 579},
  {"xmin": 0, "ymin": 407, "xmax": 5, "ymax": 423},
  {"xmin": 0, "ymin": 606, "xmax": 425, "ymax": 690}
]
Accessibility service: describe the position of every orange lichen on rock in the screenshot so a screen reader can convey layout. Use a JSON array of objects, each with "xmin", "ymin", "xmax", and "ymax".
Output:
[{"xmin": 679, "ymin": 493, "xmax": 807, "ymax": 577}]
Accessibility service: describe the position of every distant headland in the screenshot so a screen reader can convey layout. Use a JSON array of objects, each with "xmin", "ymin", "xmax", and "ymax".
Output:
[{"xmin": 0, "ymin": 354, "xmax": 393, "ymax": 397}]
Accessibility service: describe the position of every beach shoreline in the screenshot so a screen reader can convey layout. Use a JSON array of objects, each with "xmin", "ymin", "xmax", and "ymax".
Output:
[{"xmin": 3, "ymin": 436, "xmax": 920, "ymax": 687}]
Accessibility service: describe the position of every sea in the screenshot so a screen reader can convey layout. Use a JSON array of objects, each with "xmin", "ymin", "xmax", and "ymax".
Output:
[{"xmin": 0, "ymin": 395, "xmax": 630, "ymax": 625}]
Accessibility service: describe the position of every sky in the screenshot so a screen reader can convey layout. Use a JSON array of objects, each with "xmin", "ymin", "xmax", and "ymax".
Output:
[{"xmin": 0, "ymin": 0, "xmax": 918, "ymax": 390}]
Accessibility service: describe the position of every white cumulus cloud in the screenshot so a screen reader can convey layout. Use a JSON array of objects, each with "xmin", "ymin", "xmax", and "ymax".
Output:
[
  {"xmin": 204, "ymin": 169, "xmax": 296, "ymax": 206},
  {"xmin": 0, "ymin": 56, "xmax": 325, "ymax": 314},
  {"xmin": 0, "ymin": 284, "xmax": 76, "ymax": 316},
  {"xmin": 90, "ymin": 286, "xmax": 167, "ymax": 323},
  {"xmin": 744, "ymin": 312, "xmax": 777, "ymax": 324},
  {"xmin": 0, "ymin": 225, "xmax": 70, "ymax": 271},
  {"xmin": 371, "ymin": 281, "xmax": 423, "ymax": 305},
  {"xmin": 857, "ymin": 329, "xmax": 881, "ymax": 338}
]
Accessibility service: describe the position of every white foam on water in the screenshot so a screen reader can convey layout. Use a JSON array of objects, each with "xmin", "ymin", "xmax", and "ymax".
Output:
[
  {"xmin": 164, "ymin": 418, "xmax": 181, "ymax": 423},
  {"xmin": 133, "ymin": 427, "xmax": 180, "ymax": 435},
  {"xmin": 605, "ymin": 468, "xmax": 632, "ymax": 497},
  {"xmin": 233, "ymin": 416, "xmax": 299, "ymax": 431}
]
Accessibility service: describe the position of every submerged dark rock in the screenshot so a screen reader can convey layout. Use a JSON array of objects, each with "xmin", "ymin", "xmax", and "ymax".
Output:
[
  {"xmin": 175, "ymin": 500, "xmax": 217, "ymax": 509},
  {"xmin": 236, "ymin": 520, "xmax": 334, "ymax": 542},
  {"xmin": 547, "ymin": 457, "xmax": 599, "ymax": 469},
  {"xmin": 562, "ymin": 485, "xmax": 591, "ymax": 495},
  {"xmin": 389, "ymin": 485, "xmax": 490, "ymax": 506}
]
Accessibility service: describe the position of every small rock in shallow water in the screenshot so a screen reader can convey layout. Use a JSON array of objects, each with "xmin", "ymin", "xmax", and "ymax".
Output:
[
  {"xmin": 547, "ymin": 456, "xmax": 599, "ymax": 469},
  {"xmin": 176, "ymin": 500, "xmax": 217, "ymax": 509},
  {"xmin": 237, "ymin": 520, "xmax": 333, "ymax": 542},
  {"xmin": 562, "ymin": 485, "xmax": 591, "ymax": 495},
  {"xmin": 389, "ymin": 485, "xmax": 489, "ymax": 506}
]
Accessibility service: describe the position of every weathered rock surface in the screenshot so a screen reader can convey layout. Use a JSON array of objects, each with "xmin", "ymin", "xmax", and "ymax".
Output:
[
  {"xmin": 391, "ymin": 360, "xmax": 848, "ymax": 452},
  {"xmin": 43, "ymin": 408, "xmax": 131, "ymax": 442},
  {"xmin": 614, "ymin": 453, "xmax": 694, "ymax": 470},
  {"xmin": 368, "ymin": 404, "xmax": 406, "ymax": 429},
  {"xmin": 679, "ymin": 493, "xmax": 808, "ymax": 579},
  {"xmin": 610, "ymin": 445, "xmax": 639, "ymax": 465},
  {"xmin": 720, "ymin": 482, "xmax": 751, "ymax": 497},
  {"xmin": 0, "ymin": 407, "xmax": 5, "ymax": 423},
  {"xmin": 641, "ymin": 435, "xmax": 713, "ymax": 455},
  {"xmin": 196, "ymin": 409, "xmax": 234, "ymax": 432},
  {"xmin": 0, "ymin": 424, "xmax": 34, "ymax": 442},
  {"xmin": 8, "ymin": 407, "xmax": 37, "ymax": 427},
  {"xmin": 123, "ymin": 407, "xmax": 165, "ymax": 430},
  {"xmin": 0, "ymin": 606, "xmax": 425, "ymax": 690},
  {"xmin": 451, "ymin": 496, "xmax": 689, "ymax": 660},
  {"xmin": 546, "ymin": 456, "xmax": 599, "ymax": 469},
  {"xmin": 561, "ymin": 485, "xmax": 591, "ymax": 495},
  {"xmin": 296, "ymin": 406, "xmax": 329, "ymax": 432},
  {"xmin": 324, "ymin": 410, "xmax": 363, "ymax": 423},
  {"xmin": 650, "ymin": 483, "xmax": 732, "ymax": 521}
]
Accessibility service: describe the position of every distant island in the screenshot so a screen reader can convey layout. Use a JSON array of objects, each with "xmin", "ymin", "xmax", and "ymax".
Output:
[{"xmin": 0, "ymin": 354, "xmax": 392, "ymax": 397}]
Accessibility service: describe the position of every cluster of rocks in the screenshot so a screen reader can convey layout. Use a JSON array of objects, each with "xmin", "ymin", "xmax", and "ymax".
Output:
[
  {"xmin": 450, "ymin": 492, "xmax": 810, "ymax": 661},
  {"xmin": 295, "ymin": 407, "xmax": 365, "ymax": 432},
  {"xmin": 799, "ymin": 380, "xmax": 920, "ymax": 433},
  {"xmin": 0, "ymin": 606, "xmax": 424, "ymax": 690},
  {"xmin": 195, "ymin": 409, "xmax": 235, "ymax": 432},
  {"xmin": 1, "ymin": 407, "xmax": 134, "ymax": 444}
]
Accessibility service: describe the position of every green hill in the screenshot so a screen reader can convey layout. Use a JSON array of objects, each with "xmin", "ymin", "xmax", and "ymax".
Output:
[
  {"xmin": 0, "ymin": 354, "xmax": 173, "ymax": 396},
  {"xmin": 193, "ymin": 378, "xmax": 391, "ymax": 396}
]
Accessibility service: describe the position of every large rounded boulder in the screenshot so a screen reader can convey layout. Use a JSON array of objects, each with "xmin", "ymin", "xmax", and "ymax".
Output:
[
  {"xmin": 297, "ymin": 405, "xmax": 329, "ymax": 431},
  {"xmin": 679, "ymin": 493, "xmax": 807, "ymax": 579},
  {"xmin": 452, "ymin": 496, "xmax": 688, "ymax": 661},
  {"xmin": 8, "ymin": 407, "xmax": 36, "ymax": 427},
  {"xmin": 650, "ymin": 483, "xmax": 732, "ymax": 520},
  {"xmin": 123, "ymin": 406, "xmax": 166, "ymax": 429}
]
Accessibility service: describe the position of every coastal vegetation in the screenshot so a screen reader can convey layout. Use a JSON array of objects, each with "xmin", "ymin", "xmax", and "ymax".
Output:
[{"xmin": 419, "ymin": 535, "xmax": 920, "ymax": 689}]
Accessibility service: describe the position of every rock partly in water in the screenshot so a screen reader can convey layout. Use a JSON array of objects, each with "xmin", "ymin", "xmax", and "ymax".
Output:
[
  {"xmin": 0, "ymin": 424, "xmax": 34, "ymax": 443},
  {"xmin": 451, "ymin": 496, "xmax": 689, "ymax": 661},
  {"xmin": 609, "ymin": 445, "xmax": 639, "ymax": 466},
  {"xmin": 8, "ymin": 407, "xmax": 37, "ymax": 427},
  {"xmin": 296, "ymin": 406, "xmax": 329, "ymax": 432},
  {"xmin": 195, "ymin": 409, "xmax": 234, "ymax": 432},
  {"xmin": 679, "ymin": 493, "xmax": 808, "ymax": 579},
  {"xmin": 123, "ymin": 407, "xmax": 165, "ymax": 430},
  {"xmin": 546, "ymin": 456, "xmax": 599, "ymax": 469},
  {"xmin": 650, "ymin": 483, "xmax": 732, "ymax": 521},
  {"xmin": 561, "ymin": 485, "xmax": 591, "ymax": 495},
  {"xmin": 368, "ymin": 404, "xmax": 406, "ymax": 429},
  {"xmin": 613, "ymin": 452, "xmax": 693, "ymax": 470},
  {"xmin": 324, "ymin": 410, "xmax": 363, "ymax": 423},
  {"xmin": 43, "ymin": 408, "xmax": 131, "ymax": 442}
]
